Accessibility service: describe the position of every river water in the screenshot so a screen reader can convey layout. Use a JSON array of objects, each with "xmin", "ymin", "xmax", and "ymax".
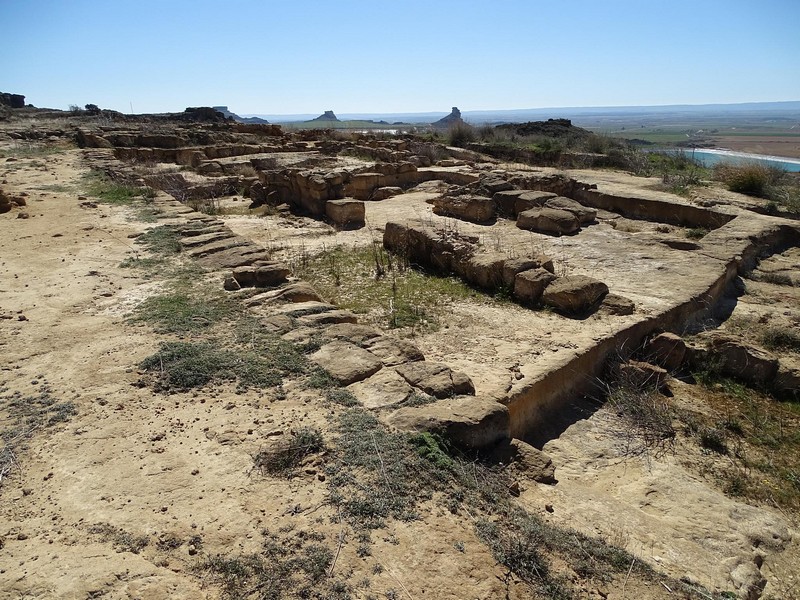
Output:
[{"xmin": 677, "ymin": 148, "xmax": 800, "ymax": 172}]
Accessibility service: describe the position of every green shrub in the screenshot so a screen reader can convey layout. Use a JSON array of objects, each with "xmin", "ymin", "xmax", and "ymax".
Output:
[
  {"xmin": 713, "ymin": 162, "xmax": 784, "ymax": 197},
  {"xmin": 409, "ymin": 432, "xmax": 452, "ymax": 469},
  {"xmin": 685, "ymin": 227, "xmax": 708, "ymax": 240},
  {"xmin": 447, "ymin": 122, "xmax": 477, "ymax": 147}
]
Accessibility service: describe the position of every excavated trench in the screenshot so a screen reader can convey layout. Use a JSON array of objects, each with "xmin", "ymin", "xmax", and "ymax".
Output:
[{"xmin": 498, "ymin": 180, "xmax": 799, "ymax": 443}]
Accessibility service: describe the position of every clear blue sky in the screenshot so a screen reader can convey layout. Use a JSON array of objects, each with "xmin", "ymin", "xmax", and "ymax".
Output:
[{"xmin": 2, "ymin": 0, "xmax": 799, "ymax": 115}]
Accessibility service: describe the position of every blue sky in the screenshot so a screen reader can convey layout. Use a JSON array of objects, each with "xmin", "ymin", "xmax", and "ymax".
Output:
[{"xmin": 2, "ymin": 0, "xmax": 799, "ymax": 115}]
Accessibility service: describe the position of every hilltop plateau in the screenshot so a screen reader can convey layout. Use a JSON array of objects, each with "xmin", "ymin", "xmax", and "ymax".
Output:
[{"xmin": 1, "ymin": 103, "xmax": 799, "ymax": 600}]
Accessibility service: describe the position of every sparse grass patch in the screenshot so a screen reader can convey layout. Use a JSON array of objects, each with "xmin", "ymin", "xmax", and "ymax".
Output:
[
  {"xmin": 188, "ymin": 196, "xmax": 222, "ymax": 215},
  {"xmin": 292, "ymin": 244, "xmax": 489, "ymax": 332},
  {"xmin": 723, "ymin": 315, "xmax": 800, "ymax": 354},
  {"xmin": 136, "ymin": 224, "xmax": 184, "ymax": 255},
  {"xmin": 82, "ymin": 171, "xmax": 148, "ymax": 205},
  {"xmin": 319, "ymin": 405, "xmax": 699, "ymax": 598},
  {"xmin": 760, "ymin": 326, "xmax": 800, "ymax": 353},
  {"xmin": 1, "ymin": 383, "xmax": 76, "ymax": 489},
  {"xmin": 686, "ymin": 368, "xmax": 800, "ymax": 510},
  {"xmin": 325, "ymin": 388, "xmax": 360, "ymax": 407},
  {"xmin": 198, "ymin": 529, "xmax": 345, "ymax": 600},
  {"xmin": 119, "ymin": 255, "xmax": 166, "ymax": 271},
  {"xmin": 0, "ymin": 142, "xmax": 72, "ymax": 159},
  {"xmin": 122, "ymin": 225, "xmax": 206, "ymax": 278},
  {"xmin": 34, "ymin": 183, "xmax": 72, "ymax": 193},
  {"xmin": 130, "ymin": 289, "xmax": 238, "ymax": 333},
  {"xmin": 253, "ymin": 428, "xmax": 325, "ymax": 476},
  {"xmin": 89, "ymin": 523, "xmax": 149, "ymax": 554},
  {"xmin": 616, "ymin": 150, "xmax": 710, "ymax": 194},
  {"xmin": 306, "ymin": 366, "xmax": 337, "ymax": 390},
  {"xmin": 139, "ymin": 336, "xmax": 308, "ymax": 393},
  {"xmin": 698, "ymin": 425, "xmax": 729, "ymax": 454},
  {"xmin": 606, "ymin": 384, "xmax": 676, "ymax": 457},
  {"xmin": 396, "ymin": 391, "xmax": 437, "ymax": 408}
]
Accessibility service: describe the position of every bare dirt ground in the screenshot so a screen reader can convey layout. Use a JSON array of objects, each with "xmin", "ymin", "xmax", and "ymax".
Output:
[{"xmin": 1, "ymin": 120, "xmax": 799, "ymax": 600}]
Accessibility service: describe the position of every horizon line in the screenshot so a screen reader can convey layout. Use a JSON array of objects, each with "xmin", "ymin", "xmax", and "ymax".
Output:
[{"xmin": 239, "ymin": 99, "xmax": 800, "ymax": 118}]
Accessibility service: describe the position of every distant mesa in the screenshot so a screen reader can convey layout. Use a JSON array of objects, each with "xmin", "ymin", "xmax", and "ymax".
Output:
[
  {"xmin": 0, "ymin": 92, "xmax": 26, "ymax": 109},
  {"xmin": 496, "ymin": 118, "xmax": 591, "ymax": 138},
  {"xmin": 212, "ymin": 106, "xmax": 270, "ymax": 124},
  {"xmin": 183, "ymin": 107, "xmax": 231, "ymax": 122},
  {"xmin": 432, "ymin": 107, "xmax": 464, "ymax": 129},
  {"xmin": 309, "ymin": 110, "xmax": 340, "ymax": 122}
]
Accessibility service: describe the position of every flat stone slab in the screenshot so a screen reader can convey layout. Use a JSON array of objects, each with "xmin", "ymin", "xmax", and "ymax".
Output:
[
  {"xmin": 323, "ymin": 323, "xmax": 383, "ymax": 345},
  {"xmin": 370, "ymin": 186, "xmax": 403, "ymax": 201},
  {"xmin": 516, "ymin": 207, "xmax": 581, "ymax": 236},
  {"xmin": 482, "ymin": 178, "xmax": 512, "ymax": 194},
  {"xmin": 244, "ymin": 282, "xmax": 322, "ymax": 307},
  {"xmin": 644, "ymin": 332, "xmax": 686, "ymax": 370},
  {"xmin": 502, "ymin": 256, "xmax": 553, "ymax": 287},
  {"xmin": 544, "ymin": 196, "xmax": 597, "ymax": 224},
  {"xmin": 515, "ymin": 191, "xmax": 557, "ymax": 215},
  {"xmin": 387, "ymin": 396, "xmax": 509, "ymax": 449},
  {"xmin": 432, "ymin": 195, "xmax": 495, "ymax": 223},
  {"xmin": 599, "ymin": 293, "xmax": 635, "ymax": 316},
  {"xmin": 326, "ymin": 199, "xmax": 365, "ymax": 228},
  {"xmin": 186, "ymin": 237, "xmax": 250, "ymax": 257},
  {"xmin": 363, "ymin": 335, "xmax": 425, "ymax": 367},
  {"xmin": 298, "ymin": 310, "xmax": 358, "ymax": 327},
  {"xmin": 513, "ymin": 267, "xmax": 556, "ymax": 304},
  {"xmin": 694, "ymin": 331, "xmax": 779, "ymax": 385},
  {"xmin": 347, "ymin": 368, "xmax": 413, "ymax": 409},
  {"xmin": 232, "ymin": 264, "xmax": 291, "ymax": 288},
  {"xmin": 179, "ymin": 231, "xmax": 234, "ymax": 247},
  {"xmin": 181, "ymin": 225, "xmax": 228, "ymax": 237},
  {"xmin": 492, "ymin": 190, "xmax": 527, "ymax": 217},
  {"xmin": 274, "ymin": 301, "xmax": 336, "ymax": 318},
  {"xmin": 463, "ymin": 252, "xmax": 506, "ymax": 290},
  {"xmin": 395, "ymin": 362, "xmax": 475, "ymax": 398},
  {"xmin": 310, "ymin": 341, "xmax": 383, "ymax": 385},
  {"xmin": 541, "ymin": 275, "xmax": 609, "ymax": 314},
  {"xmin": 197, "ymin": 247, "xmax": 270, "ymax": 269},
  {"xmin": 492, "ymin": 439, "xmax": 557, "ymax": 484}
]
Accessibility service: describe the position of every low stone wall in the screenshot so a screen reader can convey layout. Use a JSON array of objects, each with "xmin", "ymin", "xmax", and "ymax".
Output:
[
  {"xmin": 511, "ymin": 173, "xmax": 736, "ymax": 230},
  {"xmin": 383, "ymin": 221, "xmax": 613, "ymax": 312},
  {"xmin": 505, "ymin": 219, "xmax": 800, "ymax": 443}
]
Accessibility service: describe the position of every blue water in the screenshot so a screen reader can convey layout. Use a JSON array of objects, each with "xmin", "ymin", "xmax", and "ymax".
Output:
[{"xmin": 675, "ymin": 148, "xmax": 800, "ymax": 172}]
